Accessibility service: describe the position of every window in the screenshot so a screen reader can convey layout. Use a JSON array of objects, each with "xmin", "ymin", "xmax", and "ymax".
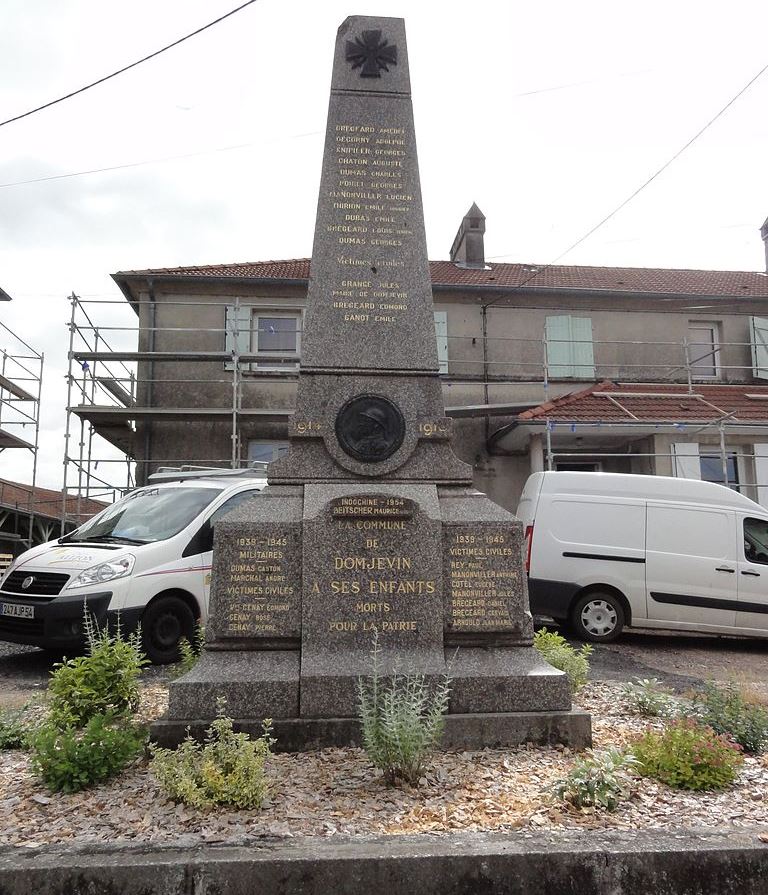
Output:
[
  {"xmin": 687, "ymin": 322, "xmax": 720, "ymax": 379},
  {"xmin": 545, "ymin": 316, "xmax": 595, "ymax": 379},
  {"xmin": 253, "ymin": 312, "xmax": 301, "ymax": 368},
  {"xmin": 224, "ymin": 306, "xmax": 301, "ymax": 370},
  {"xmin": 247, "ymin": 440, "xmax": 289, "ymax": 465},
  {"xmin": 744, "ymin": 517, "xmax": 768, "ymax": 564},
  {"xmin": 700, "ymin": 452, "xmax": 739, "ymax": 489},
  {"xmin": 433, "ymin": 310, "xmax": 448, "ymax": 373},
  {"xmin": 554, "ymin": 462, "xmax": 602, "ymax": 472}
]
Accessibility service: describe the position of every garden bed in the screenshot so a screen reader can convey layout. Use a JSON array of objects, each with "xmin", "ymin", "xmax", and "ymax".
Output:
[{"xmin": 1, "ymin": 682, "xmax": 767, "ymax": 848}]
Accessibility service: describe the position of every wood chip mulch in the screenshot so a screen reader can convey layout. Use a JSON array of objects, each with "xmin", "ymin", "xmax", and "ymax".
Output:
[{"xmin": 2, "ymin": 682, "xmax": 768, "ymax": 848}]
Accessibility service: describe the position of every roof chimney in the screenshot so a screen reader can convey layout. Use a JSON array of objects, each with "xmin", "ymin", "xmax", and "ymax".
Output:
[
  {"xmin": 449, "ymin": 203, "xmax": 487, "ymax": 269},
  {"xmin": 762, "ymin": 216, "xmax": 768, "ymax": 272}
]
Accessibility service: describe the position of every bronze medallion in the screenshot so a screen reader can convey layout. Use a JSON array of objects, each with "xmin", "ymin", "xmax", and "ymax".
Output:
[{"xmin": 335, "ymin": 395, "xmax": 405, "ymax": 463}]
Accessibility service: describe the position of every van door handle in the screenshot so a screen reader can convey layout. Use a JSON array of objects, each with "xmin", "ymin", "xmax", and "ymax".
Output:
[
  {"xmin": 741, "ymin": 570, "xmax": 761, "ymax": 577},
  {"xmin": 715, "ymin": 566, "xmax": 735, "ymax": 573}
]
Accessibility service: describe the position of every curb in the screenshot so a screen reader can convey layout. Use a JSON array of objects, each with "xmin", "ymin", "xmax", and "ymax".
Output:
[{"xmin": 0, "ymin": 828, "xmax": 766, "ymax": 894}]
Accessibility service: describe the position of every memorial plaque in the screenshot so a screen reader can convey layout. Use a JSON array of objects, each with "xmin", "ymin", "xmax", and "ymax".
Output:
[
  {"xmin": 216, "ymin": 525, "xmax": 300, "ymax": 639},
  {"xmin": 443, "ymin": 524, "xmax": 521, "ymax": 634}
]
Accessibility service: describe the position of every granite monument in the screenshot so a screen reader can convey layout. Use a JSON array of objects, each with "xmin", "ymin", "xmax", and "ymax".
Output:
[{"xmin": 152, "ymin": 15, "xmax": 591, "ymax": 750}]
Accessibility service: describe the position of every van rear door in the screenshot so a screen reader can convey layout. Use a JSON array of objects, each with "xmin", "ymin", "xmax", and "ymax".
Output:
[{"xmin": 645, "ymin": 503, "xmax": 737, "ymax": 630}]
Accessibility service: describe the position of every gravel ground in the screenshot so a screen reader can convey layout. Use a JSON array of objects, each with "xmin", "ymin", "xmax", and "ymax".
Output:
[
  {"xmin": 1, "ymin": 632, "xmax": 767, "ymax": 848},
  {"xmin": 1, "ymin": 681, "xmax": 767, "ymax": 848}
]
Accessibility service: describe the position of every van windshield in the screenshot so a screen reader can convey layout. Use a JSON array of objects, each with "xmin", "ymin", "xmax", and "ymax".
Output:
[{"xmin": 62, "ymin": 487, "xmax": 221, "ymax": 545}]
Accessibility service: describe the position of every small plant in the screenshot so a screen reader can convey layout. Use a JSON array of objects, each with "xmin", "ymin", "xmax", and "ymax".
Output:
[
  {"xmin": 552, "ymin": 748, "xmax": 638, "ymax": 811},
  {"xmin": 170, "ymin": 624, "xmax": 205, "ymax": 681},
  {"xmin": 533, "ymin": 628, "xmax": 592, "ymax": 693},
  {"xmin": 0, "ymin": 705, "xmax": 31, "ymax": 750},
  {"xmin": 48, "ymin": 611, "xmax": 148, "ymax": 728},
  {"xmin": 633, "ymin": 719, "xmax": 743, "ymax": 791},
  {"xmin": 29, "ymin": 713, "xmax": 146, "ymax": 793},
  {"xmin": 692, "ymin": 681, "xmax": 768, "ymax": 755},
  {"xmin": 150, "ymin": 699, "xmax": 273, "ymax": 809},
  {"xmin": 357, "ymin": 634, "xmax": 451, "ymax": 786},
  {"xmin": 621, "ymin": 678, "xmax": 678, "ymax": 717}
]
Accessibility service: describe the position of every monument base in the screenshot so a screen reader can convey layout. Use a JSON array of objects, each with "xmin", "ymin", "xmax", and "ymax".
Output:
[{"xmin": 150, "ymin": 709, "xmax": 592, "ymax": 752}]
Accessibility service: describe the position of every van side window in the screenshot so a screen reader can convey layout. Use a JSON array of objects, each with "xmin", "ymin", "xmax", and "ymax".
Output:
[
  {"xmin": 744, "ymin": 517, "xmax": 768, "ymax": 565},
  {"xmin": 182, "ymin": 489, "xmax": 262, "ymax": 557}
]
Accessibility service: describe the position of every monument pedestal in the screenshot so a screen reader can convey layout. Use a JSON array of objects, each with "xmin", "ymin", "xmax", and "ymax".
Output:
[{"xmin": 150, "ymin": 14, "xmax": 591, "ymax": 752}]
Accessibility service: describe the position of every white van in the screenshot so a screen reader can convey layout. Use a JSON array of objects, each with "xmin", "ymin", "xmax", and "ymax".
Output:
[
  {"xmin": 517, "ymin": 471, "xmax": 768, "ymax": 643},
  {"xmin": 0, "ymin": 468, "xmax": 267, "ymax": 663}
]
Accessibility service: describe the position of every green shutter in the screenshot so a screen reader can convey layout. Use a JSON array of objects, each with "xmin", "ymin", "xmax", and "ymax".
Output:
[
  {"xmin": 433, "ymin": 310, "xmax": 448, "ymax": 374},
  {"xmin": 570, "ymin": 316, "xmax": 595, "ymax": 378},
  {"xmin": 545, "ymin": 315, "xmax": 594, "ymax": 378},
  {"xmin": 751, "ymin": 316, "xmax": 768, "ymax": 379},
  {"xmin": 224, "ymin": 305, "xmax": 252, "ymax": 371}
]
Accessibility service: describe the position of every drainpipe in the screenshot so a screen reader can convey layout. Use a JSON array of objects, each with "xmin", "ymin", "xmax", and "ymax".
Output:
[{"xmin": 141, "ymin": 278, "xmax": 156, "ymax": 485}]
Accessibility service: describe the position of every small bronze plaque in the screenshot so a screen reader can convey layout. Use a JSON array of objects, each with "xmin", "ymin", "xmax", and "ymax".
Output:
[{"xmin": 335, "ymin": 394, "xmax": 405, "ymax": 463}]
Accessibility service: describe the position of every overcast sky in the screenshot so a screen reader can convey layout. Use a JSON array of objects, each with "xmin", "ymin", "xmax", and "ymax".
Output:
[{"xmin": 2, "ymin": 0, "xmax": 768, "ymax": 493}]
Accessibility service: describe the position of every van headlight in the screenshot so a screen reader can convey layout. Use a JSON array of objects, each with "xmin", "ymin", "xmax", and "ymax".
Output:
[{"xmin": 65, "ymin": 555, "xmax": 135, "ymax": 590}]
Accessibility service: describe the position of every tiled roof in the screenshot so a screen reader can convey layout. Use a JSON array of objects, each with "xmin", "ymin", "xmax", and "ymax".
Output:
[
  {"xmin": 518, "ymin": 381, "xmax": 768, "ymax": 424},
  {"xmin": 114, "ymin": 259, "xmax": 768, "ymax": 298},
  {"xmin": 0, "ymin": 479, "xmax": 108, "ymax": 521}
]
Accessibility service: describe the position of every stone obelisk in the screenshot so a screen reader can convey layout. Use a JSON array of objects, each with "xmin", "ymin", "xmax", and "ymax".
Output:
[{"xmin": 153, "ymin": 16, "xmax": 590, "ymax": 751}]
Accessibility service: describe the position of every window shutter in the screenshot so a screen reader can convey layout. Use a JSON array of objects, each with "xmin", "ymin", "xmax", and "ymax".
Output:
[
  {"xmin": 750, "ymin": 316, "xmax": 768, "ymax": 379},
  {"xmin": 570, "ymin": 316, "xmax": 595, "ymax": 378},
  {"xmin": 672, "ymin": 442, "xmax": 701, "ymax": 479},
  {"xmin": 545, "ymin": 315, "xmax": 574, "ymax": 377},
  {"xmin": 224, "ymin": 305, "xmax": 252, "ymax": 371},
  {"xmin": 433, "ymin": 310, "xmax": 448, "ymax": 374}
]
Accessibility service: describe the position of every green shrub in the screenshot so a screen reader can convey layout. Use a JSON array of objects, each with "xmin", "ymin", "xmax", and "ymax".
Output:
[
  {"xmin": 170, "ymin": 624, "xmax": 205, "ymax": 681},
  {"xmin": 357, "ymin": 635, "xmax": 451, "ymax": 786},
  {"xmin": 621, "ymin": 678, "xmax": 678, "ymax": 718},
  {"xmin": 29, "ymin": 713, "xmax": 146, "ymax": 793},
  {"xmin": 0, "ymin": 705, "xmax": 30, "ymax": 750},
  {"xmin": 48, "ymin": 613, "xmax": 147, "ymax": 728},
  {"xmin": 692, "ymin": 681, "xmax": 768, "ymax": 755},
  {"xmin": 552, "ymin": 748, "xmax": 638, "ymax": 811},
  {"xmin": 533, "ymin": 628, "xmax": 592, "ymax": 693},
  {"xmin": 150, "ymin": 700, "xmax": 273, "ymax": 809},
  {"xmin": 633, "ymin": 719, "xmax": 743, "ymax": 791}
]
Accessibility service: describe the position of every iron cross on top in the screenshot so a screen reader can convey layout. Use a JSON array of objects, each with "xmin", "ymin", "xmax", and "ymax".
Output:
[{"xmin": 345, "ymin": 30, "xmax": 398, "ymax": 78}]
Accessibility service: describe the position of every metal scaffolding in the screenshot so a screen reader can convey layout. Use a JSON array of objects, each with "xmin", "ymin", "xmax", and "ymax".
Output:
[
  {"xmin": 62, "ymin": 292, "xmax": 768, "ymax": 515},
  {"xmin": 0, "ymin": 321, "xmax": 43, "ymax": 552}
]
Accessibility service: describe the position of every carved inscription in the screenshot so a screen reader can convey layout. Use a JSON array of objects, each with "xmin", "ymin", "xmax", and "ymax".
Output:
[
  {"xmin": 445, "ymin": 526, "xmax": 521, "ymax": 632},
  {"xmin": 328, "ymin": 121, "xmax": 413, "ymax": 326},
  {"xmin": 330, "ymin": 494, "xmax": 414, "ymax": 519},
  {"xmin": 308, "ymin": 497, "xmax": 437, "ymax": 638},
  {"xmin": 220, "ymin": 528, "xmax": 298, "ymax": 638}
]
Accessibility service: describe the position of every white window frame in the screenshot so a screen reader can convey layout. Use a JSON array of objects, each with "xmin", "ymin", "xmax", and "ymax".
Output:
[
  {"xmin": 251, "ymin": 310, "xmax": 302, "ymax": 371},
  {"xmin": 433, "ymin": 310, "xmax": 448, "ymax": 374},
  {"xmin": 687, "ymin": 321, "xmax": 721, "ymax": 380}
]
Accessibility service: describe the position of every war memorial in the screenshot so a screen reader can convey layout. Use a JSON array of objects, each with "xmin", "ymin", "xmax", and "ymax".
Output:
[{"xmin": 152, "ymin": 15, "xmax": 591, "ymax": 750}]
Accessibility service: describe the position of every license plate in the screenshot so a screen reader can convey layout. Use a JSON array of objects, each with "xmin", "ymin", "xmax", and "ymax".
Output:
[{"xmin": 0, "ymin": 602, "xmax": 34, "ymax": 619}]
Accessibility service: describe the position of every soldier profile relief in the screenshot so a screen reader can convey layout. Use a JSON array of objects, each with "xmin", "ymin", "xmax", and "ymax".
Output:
[{"xmin": 335, "ymin": 395, "xmax": 405, "ymax": 462}]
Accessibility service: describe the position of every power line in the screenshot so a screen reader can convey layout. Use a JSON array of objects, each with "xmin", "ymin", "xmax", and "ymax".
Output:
[
  {"xmin": 0, "ymin": 130, "xmax": 321, "ymax": 190},
  {"xmin": 484, "ymin": 58, "xmax": 768, "ymax": 305},
  {"xmin": 0, "ymin": 0, "xmax": 261, "ymax": 130}
]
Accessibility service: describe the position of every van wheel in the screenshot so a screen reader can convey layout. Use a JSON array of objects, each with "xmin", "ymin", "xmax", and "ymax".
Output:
[
  {"xmin": 141, "ymin": 596, "xmax": 195, "ymax": 665},
  {"xmin": 570, "ymin": 592, "xmax": 624, "ymax": 643}
]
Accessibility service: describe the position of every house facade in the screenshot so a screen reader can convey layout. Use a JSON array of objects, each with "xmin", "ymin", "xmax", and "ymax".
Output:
[{"xmin": 88, "ymin": 208, "xmax": 768, "ymax": 513}]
